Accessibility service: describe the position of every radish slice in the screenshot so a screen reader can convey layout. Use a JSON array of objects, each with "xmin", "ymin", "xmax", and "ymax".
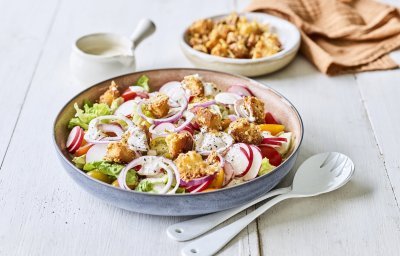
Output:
[
  {"xmin": 128, "ymin": 86, "xmax": 146, "ymax": 92},
  {"xmin": 225, "ymin": 144, "xmax": 251, "ymax": 177},
  {"xmin": 260, "ymin": 139, "xmax": 283, "ymax": 146},
  {"xmin": 86, "ymin": 143, "xmax": 109, "ymax": 163},
  {"xmin": 67, "ymin": 126, "xmax": 84, "ymax": 153},
  {"xmin": 159, "ymin": 81, "xmax": 186, "ymax": 102},
  {"xmin": 236, "ymin": 143, "xmax": 251, "ymax": 160},
  {"xmin": 223, "ymin": 162, "xmax": 235, "ymax": 186},
  {"xmin": 243, "ymin": 145, "xmax": 263, "ymax": 181},
  {"xmin": 114, "ymin": 100, "xmax": 136, "ymax": 117},
  {"xmin": 227, "ymin": 85, "xmax": 253, "ymax": 97},
  {"xmin": 238, "ymin": 144, "xmax": 254, "ymax": 177},
  {"xmin": 215, "ymin": 92, "xmax": 242, "ymax": 105},
  {"xmin": 135, "ymin": 91, "xmax": 149, "ymax": 99},
  {"xmin": 69, "ymin": 130, "xmax": 84, "ymax": 154},
  {"xmin": 275, "ymin": 132, "xmax": 292, "ymax": 155}
]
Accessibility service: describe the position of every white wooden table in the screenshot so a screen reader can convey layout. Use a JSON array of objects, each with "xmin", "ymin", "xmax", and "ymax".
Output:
[{"xmin": 1, "ymin": 0, "xmax": 400, "ymax": 255}]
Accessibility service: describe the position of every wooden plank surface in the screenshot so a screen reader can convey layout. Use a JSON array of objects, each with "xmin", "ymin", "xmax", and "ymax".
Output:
[
  {"xmin": 253, "ymin": 57, "xmax": 400, "ymax": 256},
  {"xmin": 0, "ymin": 0, "xmax": 400, "ymax": 255},
  {"xmin": 0, "ymin": 0, "xmax": 259, "ymax": 255},
  {"xmin": 0, "ymin": 0, "xmax": 60, "ymax": 165}
]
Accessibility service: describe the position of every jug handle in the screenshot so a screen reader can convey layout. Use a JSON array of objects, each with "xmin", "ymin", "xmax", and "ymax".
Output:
[{"xmin": 130, "ymin": 19, "xmax": 156, "ymax": 49}]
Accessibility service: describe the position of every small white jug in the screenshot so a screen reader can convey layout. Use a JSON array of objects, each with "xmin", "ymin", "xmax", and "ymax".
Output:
[{"xmin": 70, "ymin": 18, "xmax": 156, "ymax": 86}]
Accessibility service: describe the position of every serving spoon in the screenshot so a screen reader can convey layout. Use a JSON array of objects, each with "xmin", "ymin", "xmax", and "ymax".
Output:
[{"xmin": 176, "ymin": 152, "xmax": 354, "ymax": 256}]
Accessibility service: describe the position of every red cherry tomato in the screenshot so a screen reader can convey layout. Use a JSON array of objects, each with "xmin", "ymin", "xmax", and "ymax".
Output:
[
  {"xmin": 264, "ymin": 112, "xmax": 279, "ymax": 124},
  {"xmin": 121, "ymin": 89, "xmax": 137, "ymax": 101},
  {"xmin": 258, "ymin": 145, "xmax": 282, "ymax": 166}
]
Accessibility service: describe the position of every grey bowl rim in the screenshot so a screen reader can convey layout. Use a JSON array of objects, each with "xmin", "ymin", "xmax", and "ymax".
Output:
[{"xmin": 53, "ymin": 67, "xmax": 304, "ymax": 197}]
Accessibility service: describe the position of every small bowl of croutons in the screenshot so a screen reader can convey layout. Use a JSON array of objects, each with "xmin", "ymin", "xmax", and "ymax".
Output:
[{"xmin": 181, "ymin": 12, "xmax": 301, "ymax": 77}]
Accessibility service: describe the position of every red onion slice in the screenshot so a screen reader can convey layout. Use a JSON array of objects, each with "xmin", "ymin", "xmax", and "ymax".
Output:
[
  {"xmin": 148, "ymin": 111, "xmax": 194, "ymax": 138},
  {"xmin": 233, "ymin": 99, "xmax": 247, "ymax": 118},
  {"xmin": 233, "ymin": 99, "xmax": 256, "ymax": 122},
  {"xmin": 190, "ymin": 100, "xmax": 216, "ymax": 109},
  {"xmin": 228, "ymin": 114, "xmax": 239, "ymax": 122},
  {"xmin": 189, "ymin": 179, "xmax": 213, "ymax": 193},
  {"xmin": 174, "ymin": 111, "xmax": 194, "ymax": 132},
  {"xmin": 84, "ymin": 115, "xmax": 133, "ymax": 144},
  {"xmin": 137, "ymin": 97, "xmax": 188, "ymax": 125},
  {"xmin": 98, "ymin": 124, "xmax": 124, "ymax": 138},
  {"xmin": 117, "ymin": 156, "xmax": 180, "ymax": 194},
  {"xmin": 180, "ymin": 174, "xmax": 214, "ymax": 188},
  {"xmin": 149, "ymin": 122, "xmax": 176, "ymax": 138},
  {"xmin": 215, "ymin": 92, "xmax": 241, "ymax": 105}
]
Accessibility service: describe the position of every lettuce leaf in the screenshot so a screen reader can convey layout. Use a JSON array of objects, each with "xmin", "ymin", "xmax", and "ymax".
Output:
[
  {"xmin": 110, "ymin": 97, "xmax": 124, "ymax": 113},
  {"xmin": 258, "ymin": 158, "xmax": 276, "ymax": 176},
  {"xmin": 135, "ymin": 75, "xmax": 150, "ymax": 92},
  {"xmin": 136, "ymin": 179, "xmax": 153, "ymax": 192},
  {"xmin": 68, "ymin": 102, "xmax": 111, "ymax": 130},
  {"xmin": 83, "ymin": 161, "xmax": 138, "ymax": 187},
  {"xmin": 135, "ymin": 175, "xmax": 169, "ymax": 193},
  {"xmin": 72, "ymin": 155, "xmax": 86, "ymax": 169}
]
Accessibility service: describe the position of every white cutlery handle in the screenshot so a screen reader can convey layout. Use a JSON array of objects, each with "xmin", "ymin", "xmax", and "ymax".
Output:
[
  {"xmin": 167, "ymin": 187, "xmax": 290, "ymax": 242},
  {"xmin": 181, "ymin": 193, "xmax": 292, "ymax": 256},
  {"xmin": 130, "ymin": 18, "xmax": 156, "ymax": 49}
]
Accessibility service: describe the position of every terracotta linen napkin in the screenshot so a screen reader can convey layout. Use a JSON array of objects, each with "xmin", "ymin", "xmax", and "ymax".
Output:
[{"xmin": 246, "ymin": 0, "xmax": 400, "ymax": 75}]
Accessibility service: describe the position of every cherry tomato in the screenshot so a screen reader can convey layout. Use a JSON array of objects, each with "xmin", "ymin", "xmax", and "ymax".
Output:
[
  {"xmin": 264, "ymin": 112, "xmax": 279, "ymax": 124},
  {"xmin": 121, "ymin": 89, "xmax": 137, "ymax": 101},
  {"xmin": 258, "ymin": 145, "xmax": 282, "ymax": 166}
]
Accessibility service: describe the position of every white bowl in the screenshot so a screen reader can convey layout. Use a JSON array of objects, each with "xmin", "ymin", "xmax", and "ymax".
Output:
[{"xmin": 180, "ymin": 12, "xmax": 301, "ymax": 77}]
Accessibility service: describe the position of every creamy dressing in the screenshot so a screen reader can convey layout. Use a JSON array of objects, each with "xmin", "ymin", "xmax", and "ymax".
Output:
[
  {"xmin": 84, "ymin": 45, "xmax": 126, "ymax": 56},
  {"xmin": 127, "ymin": 126, "xmax": 149, "ymax": 152},
  {"xmin": 203, "ymin": 82, "xmax": 220, "ymax": 96},
  {"xmin": 194, "ymin": 130, "xmax": 234, "ymax": 152},
  {"xmin": 240, "ymin": 104, "xmax": 255, "ymax": 122}
]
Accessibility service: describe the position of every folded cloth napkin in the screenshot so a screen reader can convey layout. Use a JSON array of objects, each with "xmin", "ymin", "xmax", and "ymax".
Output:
[{"xmin": 246, "ymin": 0, "xmax": 400, "ymax": 75}]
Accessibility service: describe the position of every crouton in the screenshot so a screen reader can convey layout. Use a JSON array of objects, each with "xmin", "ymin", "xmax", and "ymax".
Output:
[
  {"xmin": 147, "ymin": 93, "xmax": 170, "ymax": 118},
  {"xmin": 243, "ymin": 96, "xmax": 265, "ymax": 124},
  {"xmin": 221, "ymin": 118, "xmax": 232, "ymax": 131},
  {"xmin": 206, "ymin": 150, "xmax": 220, "ymax": 165},
  {"xmin": 195, "ymin": 107, "xmax": 222, "ymax": 131},
  {"xmin": 165, "ymin": 131, "xmax": 194, "ymax": 158},
  {"xmin": 104, "ymin": 134, "xmax": 137, "ymax": 163},
  {"xmin": 182, "ymin": 74, "xmax": 204, "ymax": 97},
  {"xmin": 99, "ymin": 81, "xmax": 120, "ymax": 106},
  {"xmin": 228, "ymin": 118, "xmax": 262, "ymax": 144},
  {"xmin": 174, "ymin": 151, "xmax": 219, "ymax": 181}
]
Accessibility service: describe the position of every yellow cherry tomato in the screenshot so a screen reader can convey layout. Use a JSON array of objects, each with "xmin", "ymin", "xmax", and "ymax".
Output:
[
  {"xmin": 87, "ymin": 170, "xmax": 113, "ymax": 184},
  {"xmin": 202, "ymin": 188, "xmax": 217, "ymax": 192},
  {"xmin": 258, "ymin": 124, "xmax": 285, "ymax": 135},
  {"xmin": 209, "ymin": 169, "xmax": 225, "ymax": 189}
]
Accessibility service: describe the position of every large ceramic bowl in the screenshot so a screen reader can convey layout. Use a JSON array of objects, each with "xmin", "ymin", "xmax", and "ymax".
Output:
[
  {"xmin": 53, "ymin": 68, "xmax": 303, "ymax": 216},
  {"xmin": 181, "ymin": 13, "xmax": 301, "ymax": 77}
]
